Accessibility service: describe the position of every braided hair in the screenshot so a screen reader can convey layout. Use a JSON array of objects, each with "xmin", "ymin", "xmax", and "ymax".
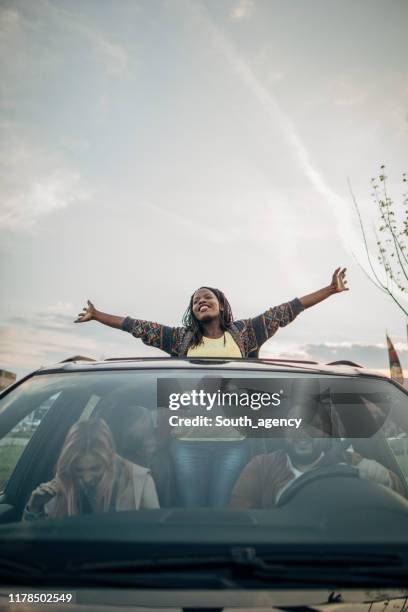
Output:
[{"xmin": 182, "ymin": 287, "xmax": 234, "ymax": 348}]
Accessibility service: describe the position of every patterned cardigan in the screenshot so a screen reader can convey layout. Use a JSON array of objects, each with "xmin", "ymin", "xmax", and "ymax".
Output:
[{"xmin": 121, "ymin": 298, "xmax": 305, "ymax": 358}]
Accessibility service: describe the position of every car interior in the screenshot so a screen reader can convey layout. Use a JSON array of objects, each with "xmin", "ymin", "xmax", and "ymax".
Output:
[{"xmin": 1, "ymin": 371, "xmax": 408, "ymax": 527}]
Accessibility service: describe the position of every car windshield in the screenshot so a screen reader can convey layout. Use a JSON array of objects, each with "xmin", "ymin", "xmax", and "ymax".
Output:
[{"xmin": 1, "ymin": 367, "xmax": 408, "ymax": 547}]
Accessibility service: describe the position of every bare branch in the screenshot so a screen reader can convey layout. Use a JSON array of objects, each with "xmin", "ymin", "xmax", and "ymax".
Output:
[
  {"xmin": 375, "ymin": 176, "xmax": 408, "ymax": 281},
  {"xmin": 348, "ymin": 178, "xmax": 389, "ymax": 289},
  {"xmin": 348, "ymin": 169, "xmax": 408, "ymax": 318},
  {"xmin": 350, "ymin": 249, "xmax": 388, "ymax": 294}
]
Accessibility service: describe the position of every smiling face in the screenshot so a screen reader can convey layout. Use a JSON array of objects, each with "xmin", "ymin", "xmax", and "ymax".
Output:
[
  {"xmin": 286, "ymin": 436, "xmax": 324, "ymax": 466},
  {"xmin": 191, "ymin": 288, "xmax": 221, "ymax": 323},
  {"xmin": 284, "ymin": 405, "xmax": 328, "ymax": 468}
]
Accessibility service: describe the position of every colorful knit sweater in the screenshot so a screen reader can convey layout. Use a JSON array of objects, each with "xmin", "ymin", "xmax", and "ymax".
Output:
[{"xmin": 121, "ymin": 298, "xmax": 304, "ymax": 358}]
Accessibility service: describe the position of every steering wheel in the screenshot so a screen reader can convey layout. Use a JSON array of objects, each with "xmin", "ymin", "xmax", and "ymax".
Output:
[{"xmin": 276, "ymin": 464, "xmax": 360, "ymax": 506}]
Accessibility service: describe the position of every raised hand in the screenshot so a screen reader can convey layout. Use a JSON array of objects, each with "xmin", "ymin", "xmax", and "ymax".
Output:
[
  {"xmin": 299, "ymin": 268, "xmax": 349, "ymax": 309},
  {"xmin": 330, "ymin": 267, "xmax": 349, "ymax": 293},
  {"xmin": 74, "ymin": 303, "xmax": 124, "ymax": 329},
  {"xmin": 74, "ymin": 300, "xmax": 97, "ymax": 323}
]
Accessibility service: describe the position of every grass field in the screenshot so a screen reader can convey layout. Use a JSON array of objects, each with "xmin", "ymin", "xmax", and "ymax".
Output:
[
  {"xmin": 1, "ymin": 439, "xmax": 408, "ymax": 494},
  {"xmin": 0, "ymin": 446, "xmax": 25, "ymax": 492},
  {"xmin": 396, "ymin": 454, "xmax": 408, "ymax": 477}
]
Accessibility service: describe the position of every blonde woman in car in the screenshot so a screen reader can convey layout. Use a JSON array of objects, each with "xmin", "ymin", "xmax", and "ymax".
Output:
[{"xmin": 23, "ymin": 418, "xmax": 159, "ymax": 520}]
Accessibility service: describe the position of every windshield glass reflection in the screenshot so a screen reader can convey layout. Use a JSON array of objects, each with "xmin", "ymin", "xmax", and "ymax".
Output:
[{"xmin": 0, "ymin": 370, "xmax": 407, "ymax": 533}]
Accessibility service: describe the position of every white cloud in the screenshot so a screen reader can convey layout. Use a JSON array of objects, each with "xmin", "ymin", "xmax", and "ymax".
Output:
[
  {"xmin": 0, "ymin": 323, "xmax": 100, "ymax": 369},
  {"xmin": 0, "ymin": 171, "xmax": 84, "ymax": 230},
  {"xmin": 0, "ymin": 1, "xmax": 129, "ymax": 92},
  {"xmin": 0, "ymin": 7, "xmax": 20, "ymax": 30},
  {"xmin": 230, "ymin": 0, "xmax": 255, "ymax": 21},
  {"xmin": 48, "ymin": 1, "xmax": 130, "ymax": 78},
  {"xmin": 0, "ymin": 308, "xmax": 159, "ymax": 378},
  {"xmin": 42, "ymin": 302, "xmax": 75, "ymax": 314},
  {"xmin": 68, "ymin": 20, "xmax": 129, "ymax": 78},
  {"xmin": 0, "ymin": 126, "xmax": 88, "ymax": 230},
  {"xmin": 0, "ymin": 4, "xmax": 57, "ymax": 101},
  {"xmin": 328, "ymin": 75, "xmax": 366, "ymax": 108},
  {"xmin": 183, "ymin": 2, "xmax": 361, "ymax": 260},
  {"xmin": 261, "ymin": 340, "xmax": 407, "ymax": 373},
  {"xmin": 140, "ymin": 200, "xmax": 234, "ymax": 245}
]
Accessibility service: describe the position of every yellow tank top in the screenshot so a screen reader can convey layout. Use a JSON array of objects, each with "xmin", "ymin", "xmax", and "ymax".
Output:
[{"xmin": 187, "ymin": 331, "xmax": 242, "ymax": 358}]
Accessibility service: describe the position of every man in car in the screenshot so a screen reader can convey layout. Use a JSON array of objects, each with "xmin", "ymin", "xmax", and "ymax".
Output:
[
  {"xmin": 230, "ymin": 414, "xmax": 404, "ymax": 509},
  {"xmin": 100, "ymin": 404, "xmax": 174, "ymax": 507}
]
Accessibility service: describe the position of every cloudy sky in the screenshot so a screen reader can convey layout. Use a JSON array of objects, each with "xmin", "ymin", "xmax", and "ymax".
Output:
[{"xmin": 1, "ymin": 0, "xmax": 407, "ymax": 379}]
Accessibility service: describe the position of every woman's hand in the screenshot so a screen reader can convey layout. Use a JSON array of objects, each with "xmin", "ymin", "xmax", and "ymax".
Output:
[
  {"xmin": 74, "ymin": 300, "xmax": 97, "ymax": 323},
  {"xmin": 74, "ymin": 303, "xmax": 125, "ymax": 330},
  {"xmin": 330, "ymin": 268, "xmax": 349, "ymax": 293},
  {"xmin": 299, "ymin": 268, "xmax": 349, "ymax": 309},
  {"xmin": 27, "ymin": 480, "xmax": 58, "ymax": 513}
]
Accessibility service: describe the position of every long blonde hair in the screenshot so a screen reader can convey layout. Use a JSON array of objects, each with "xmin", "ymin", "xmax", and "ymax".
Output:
[{"xmin": 51, "ymin": 418, "xmax": 116, "ymax": 517}]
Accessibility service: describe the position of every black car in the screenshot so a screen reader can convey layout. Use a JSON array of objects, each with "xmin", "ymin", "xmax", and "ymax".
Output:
[{"xmin": 1, "ymin": 356, "xmax": 408, "ymax": 610}]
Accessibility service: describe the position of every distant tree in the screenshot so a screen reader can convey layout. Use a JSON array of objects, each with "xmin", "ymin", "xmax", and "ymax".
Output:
[{"xmin": 349, "ymin": 166, "xmax": 408, "ymax": 316}]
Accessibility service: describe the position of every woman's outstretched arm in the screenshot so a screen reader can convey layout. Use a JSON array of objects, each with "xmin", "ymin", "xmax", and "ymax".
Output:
[
  {"xmin": 239, "ymin": 267, "xmax": 349, "ymax": 355},
  {"xmin": 74, "ymin": 300, "xmax": 125, "ymax": 329},
  {"xmin": 298, "ymin": 267, "xmax": 349, "ymax": 309},
  {"xmin": 74, "ymin": 300, "xmax": 185, "ymax": 356}
]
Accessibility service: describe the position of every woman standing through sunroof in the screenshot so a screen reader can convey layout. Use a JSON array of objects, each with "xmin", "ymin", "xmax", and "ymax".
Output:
[
  {"xmin": 74, "ymin": 268, "xmax": 348, "ymax": 506},
  {"xmin": 74, "ymin": 268, "xmax": 348, "ymax": 358}
]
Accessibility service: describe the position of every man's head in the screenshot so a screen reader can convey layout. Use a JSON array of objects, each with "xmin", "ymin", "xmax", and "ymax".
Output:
[
  {"xmin": 285, "ymin": 431, "xmax": 328, "ymax": 468},
  {"xmin": 284, "ymin": 405, "xmax": 331, "ymax": 469},
  {"xmin": 121, "ymin": 406, "xmax": 155, "ymax": 456},
  {"xmin": 101, "ymin": 405, "xmax": 155, "ymax": 461}
]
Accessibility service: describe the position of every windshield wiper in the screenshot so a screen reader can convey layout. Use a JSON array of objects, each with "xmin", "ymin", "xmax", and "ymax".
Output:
[
  {"xmin": 69, "ymin": 546, "xmax": 404, "ymax": 572},
  {"xmin": 62, "ymin": 547, "xmax": 408, "ymax": 589},
  {"xmin": 0, "ymin": 557, "xmax": 46, "ymax": 579},
  {"xmin": 2, "ymin": 548, "xmax": 407, "ymax": 589}
]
